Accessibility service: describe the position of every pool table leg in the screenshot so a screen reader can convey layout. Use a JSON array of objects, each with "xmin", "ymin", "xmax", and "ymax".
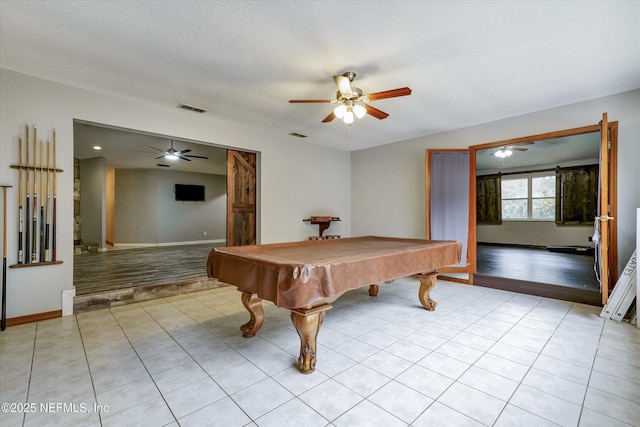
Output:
[
  {"xmin": 240, "ymin": 291, "xmax": 264, "ymax": 338},
  {"xmin": 415, "ymin": 272, "xmax": 439, "ymax": 311},
  {"xmin": 290, "ymin": 304, "xmax": 332, "ymax": 374},
  {"xmin": 368, "ymin": 284, "xmax": 379, "ymax": 296}
]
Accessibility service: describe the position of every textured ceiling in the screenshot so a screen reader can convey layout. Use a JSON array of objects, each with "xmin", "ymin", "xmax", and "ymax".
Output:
[{"xmin": 1, "ymin": 0, "xmax": 639, "ymax": 153}]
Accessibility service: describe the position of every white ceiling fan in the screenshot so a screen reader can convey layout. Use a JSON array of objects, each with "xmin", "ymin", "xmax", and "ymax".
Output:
[{"xmin": 492, "ymin": 142, "xmax": 533, "ymax": 158}]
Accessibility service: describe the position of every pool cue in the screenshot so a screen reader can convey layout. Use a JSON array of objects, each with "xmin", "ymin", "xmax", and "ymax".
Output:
[
  {"xmin": 2, "ymin": 185, "xmax": 11, "ymax": 331},
  {"xmin": 45, "ymin": 141, "xmax": 51, "ymax": 262},
  {"xmin": 18, "ymin": 137, "xmax": 24, "ymax": 264},
  {"xmin": 52, "ymin": 131, "xmax": 57, "ymax": 262},
  {"xmin": 31, "ymin": 131, "xmax": 38, "ymax": 263},
  {"xmin": 39, "ymin": 141, "xmax": 45, "ymax": 262},
  {"xmin": 24, "ymin": 127, "xmax": 31, "ymax": 263}
]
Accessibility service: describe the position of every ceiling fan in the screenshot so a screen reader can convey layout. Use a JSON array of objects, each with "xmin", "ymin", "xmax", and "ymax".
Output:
[
  {"xmin": 492, "ymin": 145, "xmax": 529, "ymax": 158},
  {"xmin": 289, "ymin": 71, "xmax": 412, "ymax": 124},
  {"xmin": 147, "ymin": 140, "xmax": 209, "ymax": 162}
]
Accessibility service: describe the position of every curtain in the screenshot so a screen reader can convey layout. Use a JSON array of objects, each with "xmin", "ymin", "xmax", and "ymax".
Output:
[{"xmin": 430, "ymin": 152, "xmax": 469, "ymax": 267}]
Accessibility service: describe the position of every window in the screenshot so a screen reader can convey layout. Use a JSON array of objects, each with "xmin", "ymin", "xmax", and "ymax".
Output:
[{"xmin": 502, "ymin": 173, "xmax": 555, "ymax": 221}]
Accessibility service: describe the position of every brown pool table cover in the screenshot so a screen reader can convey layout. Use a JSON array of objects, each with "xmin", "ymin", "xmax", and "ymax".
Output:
[{"xmin": 207, "ymin": 236, "xmax": 462, "ymax": 309}]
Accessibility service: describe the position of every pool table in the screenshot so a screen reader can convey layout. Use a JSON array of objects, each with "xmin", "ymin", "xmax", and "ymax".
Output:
[{"xmin": 207, "ymin": 236, "xmax": 461, "ymax": 373}]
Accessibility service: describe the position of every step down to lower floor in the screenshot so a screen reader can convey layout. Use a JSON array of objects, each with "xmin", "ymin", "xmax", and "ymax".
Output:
[{"xmin": 74, "ymin": 277, "xmax": 229, "ymax": 313}]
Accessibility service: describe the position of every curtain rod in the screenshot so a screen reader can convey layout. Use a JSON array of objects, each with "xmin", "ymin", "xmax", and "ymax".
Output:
[{"xmin": 479, "ymin": 163, "xmax": 598, "ymax": 178}]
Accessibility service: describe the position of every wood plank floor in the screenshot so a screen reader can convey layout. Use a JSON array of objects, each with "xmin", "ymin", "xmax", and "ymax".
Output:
[
  {"xmin": 475, "ymin": 244, "xmax": 602, "ymax": 305},
  {"xmin": 73, "ymin": 243, "xmax": 221, "ymax": 295}
]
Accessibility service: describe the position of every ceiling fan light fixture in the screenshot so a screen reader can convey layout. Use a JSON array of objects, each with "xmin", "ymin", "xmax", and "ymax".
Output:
[
  {"xmin": 343, "ymin": 109, "xmax": 354, "ymax": 124},
  {"xmin": 495, "ymin": 147, "xmax": 513, "ymax": 158},
  {"xmin": 165, "ymin": 153, "xmax": 180, "ymax": 161},
  {"xmin": 334, "ymin": 104, "xmax": 347, "ymax": 119},
  {"xmin": 353, "ymin": 104, "xmax": 366, "ymax": 119}
]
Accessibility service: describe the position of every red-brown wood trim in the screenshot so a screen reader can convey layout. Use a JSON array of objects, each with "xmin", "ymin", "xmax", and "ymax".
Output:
[
  {"xmin": 472, "ymin": 124, "xmax": 601, "ymax": 152},
  {"xmin": 5, "ymin": 310, "xmax": 62, "ymax": 327}
]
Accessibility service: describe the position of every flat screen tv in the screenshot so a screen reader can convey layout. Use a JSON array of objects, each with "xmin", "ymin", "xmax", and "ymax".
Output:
[{"xmin": 174, "ymin": 184, "xmax": 205, "ymax": 201}]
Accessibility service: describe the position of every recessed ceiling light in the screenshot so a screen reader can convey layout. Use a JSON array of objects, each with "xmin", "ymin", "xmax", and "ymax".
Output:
[{"xmin": 93, "ymin": 145, "xmax": 102, "ymax": 150}]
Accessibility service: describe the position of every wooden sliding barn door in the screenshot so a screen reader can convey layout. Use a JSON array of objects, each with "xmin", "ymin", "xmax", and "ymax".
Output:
[{"xmin": 226, "ymin": 149, "xmax": 256, "ymax": 246}]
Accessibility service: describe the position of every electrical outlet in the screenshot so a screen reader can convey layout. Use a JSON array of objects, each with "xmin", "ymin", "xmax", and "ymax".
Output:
[
  {"xmin": 588, "ymin": 236, "xmax": 592, "ymax": 242},
  {"xmin": 203, "ymin": 231, "xmax": 207, "ymax": 236}
]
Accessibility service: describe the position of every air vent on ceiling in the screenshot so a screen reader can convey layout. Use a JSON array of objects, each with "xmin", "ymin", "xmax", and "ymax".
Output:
[
  {"xmin": 178, "ymin": 103, "xmax": 207, "ymax": 113},
  {"xmin": 156, "ymin": 164, "xmax": 170, "ymax": 167},
  {"xmin": 289, "ymin": 132, "xmax": 307, "ymax": 138}
]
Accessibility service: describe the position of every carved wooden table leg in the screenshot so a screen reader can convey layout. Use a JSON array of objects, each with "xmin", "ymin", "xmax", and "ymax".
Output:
[
  {"xmin": 415, "ymin": 272, "xmax": 438, "ymax": 311},
  {"xmin": 368, "ymin": 284, "xmax": 379, "ymax": 297},
  {"xmin": 290, "ymin": 304, "xmax": 332, "ymax": 374},
  {"xmin": 240, "ymin": 291, "xmax": 264, "ymax": 337}
]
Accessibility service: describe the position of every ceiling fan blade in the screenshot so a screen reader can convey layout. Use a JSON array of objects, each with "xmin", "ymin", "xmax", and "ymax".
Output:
[
  {"xmin": 366, "ymin": 87, "xmax": 412, "ymax": 101},
  {"xmin": 513, "ymin": 148, "xmax": 528, "ymax": 151},
  {"xmin": 154, "ymin": 155, "xmax": 165, "ymax": 159},
  {"xmin": 185, "ymin": 155, "xmax": 209, "ymax": 159},
  {"xmin": 178, "ymin": 156, "xmax": 191, "ymax": 161},
  {"xmin": 322, "ymin": 112, "xmax": 336, "ymax": 123},
  {"xmin": 364, "ymin": 104, "xmax": 389, "ymax": 120},
  {"xmin": 289, "ymin": 99, "xmax": 333, "ymax": 103},
  {"xmin": 334, "ymin": 75, "xmax": 353, "ymax": 98},
  {"xmin": 147, "ymin": 145, "xmax": 165, "ymax": 152},
  {"xmin": 179, "ymin": 149, "xmax": 192, "ymax": 154}
]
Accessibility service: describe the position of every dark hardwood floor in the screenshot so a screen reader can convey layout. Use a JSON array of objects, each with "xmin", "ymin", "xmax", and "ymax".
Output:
[
  {"xmin": 475, "ymin": 244, "xmax": 602, "ymax": 306},
  {"xmin": 74, "ymin": 243, "xmax": 221, "ymax": 295}
]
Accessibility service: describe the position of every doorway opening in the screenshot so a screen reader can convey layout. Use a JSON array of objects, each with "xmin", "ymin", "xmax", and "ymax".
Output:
[
  {"xmin": 72, "ymin": 120, "xmax": 258, "ymax": 311},
  {"xmin": 471, "ymin": 121, "xmax": 618, "ymax": 305}
]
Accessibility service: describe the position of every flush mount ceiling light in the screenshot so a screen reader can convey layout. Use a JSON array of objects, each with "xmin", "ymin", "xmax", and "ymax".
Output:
[{"xmin": 92, "ymin": 145, "xmax": 102, "ymax": 150}]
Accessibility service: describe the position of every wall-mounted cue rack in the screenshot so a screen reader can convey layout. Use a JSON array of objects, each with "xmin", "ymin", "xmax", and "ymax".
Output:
[{"xmin": 9, "ymin": 124, "xmax": 63, "ymax": 268}]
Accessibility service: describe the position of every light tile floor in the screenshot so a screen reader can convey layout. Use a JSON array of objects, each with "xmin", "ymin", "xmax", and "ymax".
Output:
[{"xmin": 1, "ymin": 279, "xmax": 639, "ymax": 427}]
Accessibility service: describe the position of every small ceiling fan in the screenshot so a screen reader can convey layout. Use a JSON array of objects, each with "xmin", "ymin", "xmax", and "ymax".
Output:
[
  {"xmin": 289, "ymin": 71, "xmax": 411, "ymax": 124},
  {"xmin": 492, "ymin": 145, "xmax": 529, "ymax": 158},
  {"xmin": 147, "ymin": 140, "xmax": 209, "ymax": 162}
]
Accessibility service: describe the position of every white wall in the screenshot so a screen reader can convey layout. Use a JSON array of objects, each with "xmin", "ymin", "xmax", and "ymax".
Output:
[
  {"xmin": 352, "ymin": 89, "xmax": 640, "ymax": 276},
  {"xmin": 477, "ymin": 222, "xmax": 592, "ymax": 247},
  {"xmin": 113, "ymin": 169, "xmax": 227, "ymax": 245},
  {"xmin": 0, "ymin": 69, "xmax": 351, "ymax": 318}
]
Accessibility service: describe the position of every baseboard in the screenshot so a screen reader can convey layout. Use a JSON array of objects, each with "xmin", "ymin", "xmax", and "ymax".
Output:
[
  {"xmin": 477, "ymin": 242, "xmax": 546, "ymax": 250},
  {"xmin": 114, "ymin": 239, "xmax": 225, "ymax": 248},
  {"xmin": 474, "ymin": 274, "xmax": 602, "ymax": 306},
  {"xmin": 5, "ymin": 310, "xmax": 62, "ymax": 327}
]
